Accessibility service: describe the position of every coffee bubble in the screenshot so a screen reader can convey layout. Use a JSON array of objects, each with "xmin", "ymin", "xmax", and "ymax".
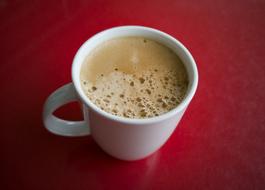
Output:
[{"xmin": 80, "ymin": 37, "xmax": 188, "ymax": 118}]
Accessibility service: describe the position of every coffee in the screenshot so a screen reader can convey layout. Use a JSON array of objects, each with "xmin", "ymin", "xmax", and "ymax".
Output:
[{"xmin": 80, "ymin": 37, "xmax": 188, "ymax": 118}]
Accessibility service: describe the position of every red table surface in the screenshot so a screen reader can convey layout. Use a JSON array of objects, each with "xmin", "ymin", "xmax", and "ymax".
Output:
[{"xmin": 1, "ymin": 0, "xmax": 265, "ymax": 189}]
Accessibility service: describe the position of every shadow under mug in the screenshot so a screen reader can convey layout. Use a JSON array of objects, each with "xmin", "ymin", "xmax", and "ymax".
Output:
[{"xmin": 43, "ymin": 26, "xmax": 198, "ymax": 161}]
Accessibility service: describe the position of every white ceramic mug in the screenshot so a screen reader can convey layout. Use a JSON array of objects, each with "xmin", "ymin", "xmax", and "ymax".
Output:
[{"xmin": 43, "ymin": 26, "xmax": 198, "ymax": 161}]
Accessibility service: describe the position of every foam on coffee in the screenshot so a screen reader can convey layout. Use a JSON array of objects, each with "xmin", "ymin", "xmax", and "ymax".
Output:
[{"xmin": 80, "ymin": 37, "xmax": 188, "ymax": 118}]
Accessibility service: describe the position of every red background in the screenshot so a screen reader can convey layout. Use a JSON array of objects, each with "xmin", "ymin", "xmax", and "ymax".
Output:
[{"xmin": 1, "ymin": 0, "xmax": 265, "ymax": 189}]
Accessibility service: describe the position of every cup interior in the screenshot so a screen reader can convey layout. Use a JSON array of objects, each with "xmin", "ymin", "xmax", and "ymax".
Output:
[{"xmin": 72, "ymin": 26, "xmax": 198, "ymax": 124}]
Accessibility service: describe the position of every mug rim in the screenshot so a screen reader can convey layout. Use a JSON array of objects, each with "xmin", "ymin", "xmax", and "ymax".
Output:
[{"xmin": 72, "ymin": 25, "xmax": 198, "ymax": 125}]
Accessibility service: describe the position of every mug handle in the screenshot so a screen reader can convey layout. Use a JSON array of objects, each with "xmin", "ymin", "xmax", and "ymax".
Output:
[{"xmin": 43, "ymin": 83, "xmax": 90, "ymax": 137}]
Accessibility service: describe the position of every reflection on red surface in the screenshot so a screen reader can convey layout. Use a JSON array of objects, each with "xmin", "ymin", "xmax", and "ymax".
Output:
[{"xmin": 1, "ymin": 0, "xmax": 265, "ymax": 189}]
